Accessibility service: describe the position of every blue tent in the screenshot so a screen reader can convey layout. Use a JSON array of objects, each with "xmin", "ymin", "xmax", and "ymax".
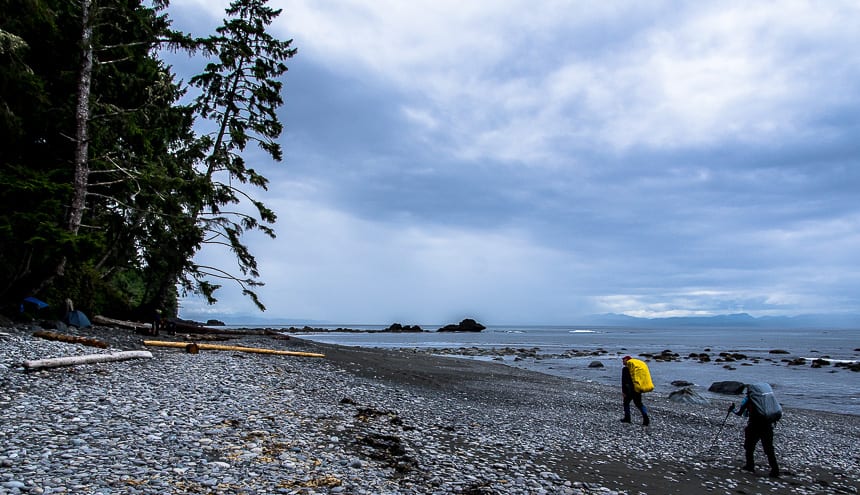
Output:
[
  {"xmin": 65, "ymin": 310, "xmax": 92, "ymax": 328},
  {"xmin": 21, "ymin": 296, "xmax": 49, "ymax": 312}
]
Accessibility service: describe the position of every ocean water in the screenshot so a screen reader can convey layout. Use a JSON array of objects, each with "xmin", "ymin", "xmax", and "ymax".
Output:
[{"xmin": 243, "ymin": 325, "xmax": 860, "ymax": 416}]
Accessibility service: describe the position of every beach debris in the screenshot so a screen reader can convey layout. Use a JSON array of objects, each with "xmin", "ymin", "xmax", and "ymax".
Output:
[
  {"xmin": 278, "ymin": 475, "xmax": 343, "ymax": 489},
  {"xmin": 588, "ymin": 360, "xmax": 604, "ymax": 368},
  {"xmin": 672, "ymin": 380, "xmax": 695, "ymax": 387},
  {"xmin": 459, "ymin": 482, "xmax": 496, "ymax": 495},
  {"xmin": 708, "ymin": 381, "xmax": 746, "ymax": 395},
  {"xmin": 32, "ymin": 330, "xmax": 108, "ymax": 349},
  {"xmin": 142, "ymin": 340, "xmax": 325, "ymax": 358},
  {"xmin": 22, "ymin": 350, "xmax": 153, "ymax": 371},
  {"xmin": 353, "ymin": 432, "xmax": 417, "ymax": 472}
]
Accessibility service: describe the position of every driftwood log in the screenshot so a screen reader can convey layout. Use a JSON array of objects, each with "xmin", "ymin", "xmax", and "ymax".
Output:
[
  {"xmin": 33, "ymin": 330, "xmax": 109, "ymax": 349},
  {"xmin": 92, "ymin": 315, "xmax": 151, "ymax": 331},
  {"xmin": 166, "ymin": 319, "xmax": 269, "ymax": 336},
  {"xmin": 22, "ymin": 350, "xmax": 153, "ymax": 371},
  {"xmin": 143, "ymin": 340, "xmax": 325, "ymax": 358}
]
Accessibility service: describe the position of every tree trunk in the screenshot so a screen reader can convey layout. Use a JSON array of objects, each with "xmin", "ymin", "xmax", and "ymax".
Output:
[
  {"xmin": 39, "ymin": 0, "xmax": 95, "ymax": 290},
  {"xmin": 68, "ymin": 0, "xmax": 94, "ymax": 237},
  {"xmin": 91, "ymin": 315, "xmax": 151, "ymax": 331},
  {"xmin": 32, "ymin": 330, "xmax": 108, "ymax": 349},
  {"xmin": 22, "ymin": 350, "xmax": 153, "ymax": 370},
  {"xmin": 143, "ymin": 340, "xmax": 325, "ymax": 358}
]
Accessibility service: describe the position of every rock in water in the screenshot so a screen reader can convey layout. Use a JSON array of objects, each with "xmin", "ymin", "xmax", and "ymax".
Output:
[{"xmin": 708, "ymin": 380, "xmax": 746, "ymax": 394}]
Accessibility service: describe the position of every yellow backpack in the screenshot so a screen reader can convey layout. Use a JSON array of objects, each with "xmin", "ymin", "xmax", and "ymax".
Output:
[{"xmin": 626, "ymin": 358, "xmax": 654, "ymax": 393}]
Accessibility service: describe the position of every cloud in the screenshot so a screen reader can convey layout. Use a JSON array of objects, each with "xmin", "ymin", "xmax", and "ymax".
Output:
[
  {"xmin": 184, "ymin": 186, "xmax": 597, "ymax": 324},
  {"xmin": 170, "ymin": 1, "xmax": 860, "ymax": 323},
  {"xmin": 278, "ymin": 0, "xmax": 860, "ymax": 161}
]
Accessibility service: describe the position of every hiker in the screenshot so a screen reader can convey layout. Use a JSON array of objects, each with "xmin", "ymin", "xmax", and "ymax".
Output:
[
  {"xmin": 730, "ymin": 383, "xmax": 781, "ymax": 478},
  {"xmin": 150, "ymin": 309, "xmax": 162, "ymax": 336},
  {"xmin": 620, "ymin": 355, "xmax": 651, "ymax": 426}
]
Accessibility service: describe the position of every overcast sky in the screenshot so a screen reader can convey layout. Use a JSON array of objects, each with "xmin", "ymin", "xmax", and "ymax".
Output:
[{"xmin": 171, "ymin": 1, "xmax": 860, "ymax": 325}]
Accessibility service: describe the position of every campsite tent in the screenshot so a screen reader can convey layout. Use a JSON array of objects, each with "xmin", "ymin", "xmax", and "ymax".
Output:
[
  {"xmin": 21, "ymin": 296, "xmax": 49, "ymax": 310},
  {"xmin": 65, "ymin": 310, "xmax": 92, "ymax": 328}
]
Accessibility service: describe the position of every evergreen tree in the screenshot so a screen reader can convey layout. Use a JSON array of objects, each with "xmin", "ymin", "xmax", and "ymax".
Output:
[
  {"xmin": 180, "ymin": 0, "xmax": 296, "ymax": 310},
  {"xmin": 0, "ymin": 0, "xmax": 198, "ymax": 316},
  {"xmin": 0, "ymin": 0, "xmax": 295, "ymax": 317}
]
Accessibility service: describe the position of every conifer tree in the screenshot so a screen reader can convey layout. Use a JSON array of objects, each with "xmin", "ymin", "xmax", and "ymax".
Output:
[
  {"xmin": 0, "ymin": 0, "xmax": 197, "ymax": 315},
  {"xmin": 179, "ymin": 0, "xmax": 297, "ymax": 310},
  {"xmin": 0, "ymin": 0, "xmax": 295, "ymax": 316}
]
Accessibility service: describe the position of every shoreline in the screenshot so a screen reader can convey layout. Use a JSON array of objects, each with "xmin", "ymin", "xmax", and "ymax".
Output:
[
  {"xmin": 267, "ymin": 327, "xmax": 860, "ymax": 417},
  {"xmin": 1, "ymin": 324, "xmax": 858, "ymax": 494}
]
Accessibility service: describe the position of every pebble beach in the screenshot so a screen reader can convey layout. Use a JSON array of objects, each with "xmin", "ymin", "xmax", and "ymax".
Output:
[{"xmin": 1, "ymin": 323, "xmax": 858, "ymax": 495}]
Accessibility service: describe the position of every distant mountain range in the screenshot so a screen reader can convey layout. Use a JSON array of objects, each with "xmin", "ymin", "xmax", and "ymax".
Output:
[
  {"xmin": 184, "ymin": 311, "xmax": 860, "ymax": 329},
  {"xmin": 579, "ymin": 312, "xmax": 860, "ymax": 329}
]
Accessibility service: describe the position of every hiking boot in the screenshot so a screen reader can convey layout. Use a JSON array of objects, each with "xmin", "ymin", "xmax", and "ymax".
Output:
[
  {"xmin": 620, "ymin": 417, "xmax": 631, "ymax": 423},
  {"xmin": 742, "ymin": 465, "xmax": 755, "ymax": 473},
  {"xmin": 642, "ymin": 416, "xmax": 650, "ymax": 426},
  {"xmin": 769, "ymin": 470, "xmax": 780, "ymax": 478}
]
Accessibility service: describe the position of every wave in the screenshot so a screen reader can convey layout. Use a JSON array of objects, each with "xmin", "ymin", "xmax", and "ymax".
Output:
[{"xmin": 800, "ymin": 357, "xmax": 858, "ymax": 364}]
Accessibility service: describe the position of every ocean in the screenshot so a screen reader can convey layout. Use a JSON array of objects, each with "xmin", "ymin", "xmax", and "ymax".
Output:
[{"xmin": 236, "ymin": 324, "xmax": 859, "ymax": 416}]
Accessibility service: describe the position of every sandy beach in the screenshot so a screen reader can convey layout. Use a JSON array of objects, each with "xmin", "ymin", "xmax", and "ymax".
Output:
[{"xmin": 1, "ymin": 323, "xmax": 858, "ymax": 494}]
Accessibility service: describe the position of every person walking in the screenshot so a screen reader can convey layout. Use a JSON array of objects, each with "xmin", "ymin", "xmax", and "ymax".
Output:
[
  {"xmin": 620, "ymin": 355, "xmax": 650, "ymax": 426},
  {"xmin": 731, "ymin": 383, "xmax": 781, "ymax": 478}
]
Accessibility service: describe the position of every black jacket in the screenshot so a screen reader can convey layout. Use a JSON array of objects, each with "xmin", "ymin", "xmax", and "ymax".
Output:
[{"xmin": 621, "ymin": 366, "xmax": 635, "ymax": 395}]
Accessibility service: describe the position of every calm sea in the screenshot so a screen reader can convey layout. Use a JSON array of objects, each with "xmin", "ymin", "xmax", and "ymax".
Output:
[{"xmin": 235, "ymin": 324, "xmax": 860, "ymax": 416}]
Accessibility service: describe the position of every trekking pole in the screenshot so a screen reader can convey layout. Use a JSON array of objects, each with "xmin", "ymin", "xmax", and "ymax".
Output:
[{"xmin": 705, "ymin": 402, "xmax": 735, "ymax": 453}]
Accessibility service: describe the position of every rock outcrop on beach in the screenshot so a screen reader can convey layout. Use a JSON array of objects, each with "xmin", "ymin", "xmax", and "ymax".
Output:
[
  {"xmin": 668, "ymin": 387, "xmax": 712, "ymax": 405},
  {"xmin": 436, "ymin": 318, "xmax": 486, "ymax": 332}
]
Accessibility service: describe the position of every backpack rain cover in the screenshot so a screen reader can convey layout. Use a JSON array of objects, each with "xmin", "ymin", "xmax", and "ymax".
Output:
[
  {"xmin": 626, "ymin": 358, "xmax": 655, "ymax": 393},
  {"xmin": 747, "ymin": 382, "xmax": 783, "ymax": 423}
]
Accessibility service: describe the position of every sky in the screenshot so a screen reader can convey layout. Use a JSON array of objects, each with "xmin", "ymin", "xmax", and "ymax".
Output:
[{"xmin": 170, "ymin": 0, "xmax": 860, "ymax": 326}]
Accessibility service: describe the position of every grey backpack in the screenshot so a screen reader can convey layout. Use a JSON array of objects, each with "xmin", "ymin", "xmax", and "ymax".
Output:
[{"xmin": 747, "ymin": 382, "xmax": 783, "ymax": 423}]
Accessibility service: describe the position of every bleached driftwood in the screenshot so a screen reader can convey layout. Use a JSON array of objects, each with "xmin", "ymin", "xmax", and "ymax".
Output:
[
  {"xmin": 33, "ymin": 330, "xmax": 109, "ymax": 349},
  {"xmin": 143, "ymin": 340, "xmax": 325, "ymax": 358},
  {"xmin": 22, "ymin": 350, "xmax": 153, "ymax": 371},
  {"xmin": 91, "ymin": 315, "xmax": 151, "ymax": 331}
]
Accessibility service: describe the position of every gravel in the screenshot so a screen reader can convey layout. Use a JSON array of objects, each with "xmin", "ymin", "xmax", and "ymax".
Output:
[{"xmin": 1, "ymin": 324, "xmax": 857, "ymax": 495}]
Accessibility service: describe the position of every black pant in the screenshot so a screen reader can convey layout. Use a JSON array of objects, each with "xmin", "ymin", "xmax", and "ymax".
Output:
[
  {"xmin": 623, "ymin": 392, "xmax": 647, "ymax": 418},
  {"xmin": 744, "ymin": 422, "xmax": 779, "ymax": 474}
]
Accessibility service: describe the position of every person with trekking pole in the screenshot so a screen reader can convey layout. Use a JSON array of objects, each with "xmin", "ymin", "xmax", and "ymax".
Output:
[{"xmin": 730, "ymin": 382, "xmax": 782, "ymax": 478}]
